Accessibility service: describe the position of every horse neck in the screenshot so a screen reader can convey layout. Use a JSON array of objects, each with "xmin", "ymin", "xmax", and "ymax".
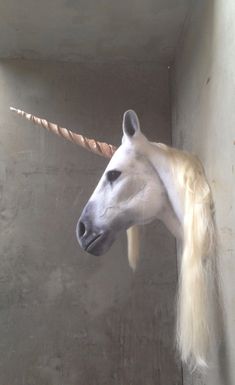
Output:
[
  {"xmin": 147, "ymin": 142, "xmax": 184, "ymax": 225},
  {"xmin": 158, "ymin": 198, "xmax": 183, "ymax": 241}
]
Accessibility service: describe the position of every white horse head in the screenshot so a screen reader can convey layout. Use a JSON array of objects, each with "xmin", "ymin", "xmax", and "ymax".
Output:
[{"xmin": 76, "ymin": 110, "xmax": 177, "ymax": 256}]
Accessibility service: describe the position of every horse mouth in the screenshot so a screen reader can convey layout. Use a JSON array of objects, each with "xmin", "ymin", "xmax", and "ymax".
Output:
[
  {"xmin": 82, "ymin": 230, "xmax": 115, "ymax": 256},
  {"xmin": 85, "ymin": 233, "xmax": 104, "ymax": 254}
]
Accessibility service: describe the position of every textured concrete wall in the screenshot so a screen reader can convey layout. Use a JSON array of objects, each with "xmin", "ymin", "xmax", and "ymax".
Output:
[
  {"xmin": 0, "ymin": 0, "xmax": 189, "ymax": 64},
  {"xmin": 172, "ymin": 1, "xmax": 235, "ymax": 384},
  {"xmin": 0, "ymin": 59, "xmax": 181, "ymax": 384}
]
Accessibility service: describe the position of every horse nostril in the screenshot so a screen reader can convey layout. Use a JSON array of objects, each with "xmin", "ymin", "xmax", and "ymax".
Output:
[{"xmin": 79, "ymin": 221, "xmax": 86, "ymax": 238}]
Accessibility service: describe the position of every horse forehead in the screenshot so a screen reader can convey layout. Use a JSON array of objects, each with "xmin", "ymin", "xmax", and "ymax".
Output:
[{"xmin": 107, "ymin": 146, "xmax": 135, "ymax": 169}]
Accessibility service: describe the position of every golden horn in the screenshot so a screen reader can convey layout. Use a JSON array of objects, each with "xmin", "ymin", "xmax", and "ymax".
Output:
[{"xmin": 10, "ymin": 107, "xmax": 116, "ymax": 159}]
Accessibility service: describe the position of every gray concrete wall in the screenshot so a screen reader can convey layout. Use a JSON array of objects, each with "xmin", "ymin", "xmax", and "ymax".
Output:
[
  {"xmin": 0, "ymin": 59, "xmax": 181, "ymax": 384},
  {"xmin": 172, "ymin": 1, "xmax": 235, "ymax": 384}
]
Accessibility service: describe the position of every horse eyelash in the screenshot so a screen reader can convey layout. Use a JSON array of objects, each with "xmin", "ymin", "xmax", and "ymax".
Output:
[{"xmin": 106, "ymin": 170, "xmax": 122, "ymax": 183}]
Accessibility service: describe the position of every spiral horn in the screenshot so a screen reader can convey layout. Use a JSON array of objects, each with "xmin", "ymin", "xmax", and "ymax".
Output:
[
  {"xmin": 10, "ymin": 106, "xmax": 139, "ymax": 270},
  {"xmin": 10, "ymin": 107, "xmax": 116, "ymax": 159}
]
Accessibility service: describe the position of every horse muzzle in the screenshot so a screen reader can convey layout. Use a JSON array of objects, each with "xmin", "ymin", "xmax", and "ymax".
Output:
[{"xmin": 76, "ymin": 214, "xmax": 114, "ymax": 256}]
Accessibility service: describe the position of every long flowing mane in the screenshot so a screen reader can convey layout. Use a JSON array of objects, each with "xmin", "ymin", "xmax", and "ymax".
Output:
[{"xmin": 162, "ymin": 145, "xmax": 217, "ymax": 369}]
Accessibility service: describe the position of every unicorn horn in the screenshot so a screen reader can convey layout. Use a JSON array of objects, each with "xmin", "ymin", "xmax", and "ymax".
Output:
[
  {"xmin": 10, "ymin": 106, "xmax": 139, "ymax": 270},
  {"xmin": 10, "ymin": 107, "xmax": 116, "ymax": 159}
]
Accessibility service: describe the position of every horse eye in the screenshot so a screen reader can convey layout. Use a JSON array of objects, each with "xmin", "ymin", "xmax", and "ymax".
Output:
[{"xmin": 106, "ymin": 170, "xmax": 121, "ymax": 183}]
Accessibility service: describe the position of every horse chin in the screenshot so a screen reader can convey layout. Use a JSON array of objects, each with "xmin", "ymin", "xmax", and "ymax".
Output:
[{"xmin": 84, "ymin": 231, "xmax": 115, "ymax": 256}]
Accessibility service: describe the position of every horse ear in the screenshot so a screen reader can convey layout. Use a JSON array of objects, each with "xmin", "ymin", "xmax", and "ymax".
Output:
[{"xmin": 122, "ymin": 110, "xmax": 140, "ymax": 138}]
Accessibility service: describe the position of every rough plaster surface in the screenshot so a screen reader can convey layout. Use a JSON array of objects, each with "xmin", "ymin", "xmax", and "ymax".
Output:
[
  {"xmin": 172, "ymin": 0, "xmax": 235, "ymax": 384},
  {"xmin": 0, "ymin": 0, "xmax": 189, "ymax": 64},
  {"xmin": 0, "ymin": 60, "xmax": 181, "ymax": 384}
]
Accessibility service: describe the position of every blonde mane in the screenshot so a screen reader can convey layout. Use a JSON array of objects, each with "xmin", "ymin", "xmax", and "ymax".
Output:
[
  {"xmin": 126, "ymin": 142, "xmax": 217, "ymax": 370},
  {"xmin": 162, "ymin": 145, "xmax": 217, "ymax": 369},
  {"xmin": 127, "ymin": 226, "xmax": 140, "ymax": 271}
]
